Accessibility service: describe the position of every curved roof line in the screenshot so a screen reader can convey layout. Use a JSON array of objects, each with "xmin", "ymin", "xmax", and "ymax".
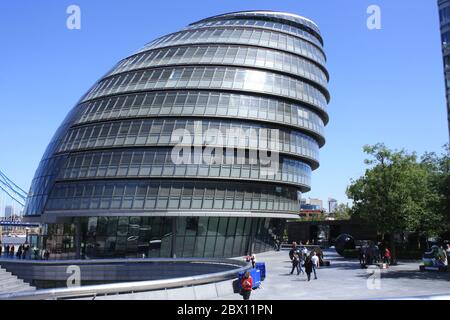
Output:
[{"xmin": 190, "ymin": 10, "xmax": 322, "ymax": 35}]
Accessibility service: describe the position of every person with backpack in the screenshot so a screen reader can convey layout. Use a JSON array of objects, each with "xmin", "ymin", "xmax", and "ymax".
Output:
[{"xmin": 241, "ymin": 271, "xmax": 253, "ymax": 300}]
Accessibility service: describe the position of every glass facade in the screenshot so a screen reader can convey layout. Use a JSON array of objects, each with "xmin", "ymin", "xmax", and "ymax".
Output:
[
  {"xmin": 138, "ymin": 28, "xmax": 327, "ymax": 66},
  {"xmin": 57, "ymin": 118, "xmax": 321, "ymax": 164},
  {"xmin": 83, "ymin": 66, "xmax": 329, "ymax": 111},
  {"xmin": 438, "ymin": 0, "xmax": 450, "ymax": 141},
  {"xmin": 75, "ymin": 91, "xmax": 326, "ymax": 139},
  {"xmin": 109, "ymin": 45, "xmax": 328, "ymax": 88},
  {"xmin": 43, "ymin": 216, "xmax": 284, "ymax": 260},
  {"xmin": 24, "ymin": 11, "xmax": 330, "ymax": 259}
]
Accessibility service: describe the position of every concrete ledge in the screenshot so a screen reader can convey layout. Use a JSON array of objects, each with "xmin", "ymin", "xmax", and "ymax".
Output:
[
  {"xmin": 82, "ymin": 279, "xmax": 236, "ymax": 300},
  {"xmin": 0, "ymin": 258, "xmax": 245, "ymax": 289}
]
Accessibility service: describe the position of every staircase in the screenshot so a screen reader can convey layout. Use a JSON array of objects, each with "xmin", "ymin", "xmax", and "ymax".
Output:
[{"xmin": 0, "ymin": 267, "xmax": 35, "ymax": 294}]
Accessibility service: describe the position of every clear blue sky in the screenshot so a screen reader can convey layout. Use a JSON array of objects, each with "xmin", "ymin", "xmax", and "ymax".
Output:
[{"xmin": 0, "ymin": 0, "xmax": 447, "ymax": 208}]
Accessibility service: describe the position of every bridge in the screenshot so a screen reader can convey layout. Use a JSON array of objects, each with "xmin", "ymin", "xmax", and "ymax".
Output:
[
  {"xmin": 0, "ymin": 169, "xmax": 27, "ymax": 219},
  {"xmin": 0, "ymin": 169, "xmax": 40, "ymax": 229},
  {"xmin": 0, "ymin": 221, "xmax": 39, "ymax": 228}
]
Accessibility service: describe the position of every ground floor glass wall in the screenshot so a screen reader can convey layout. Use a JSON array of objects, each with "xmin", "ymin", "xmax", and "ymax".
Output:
[{"xmin": 42, "ymin": 216, "xmax": 285, "ymax": 260}]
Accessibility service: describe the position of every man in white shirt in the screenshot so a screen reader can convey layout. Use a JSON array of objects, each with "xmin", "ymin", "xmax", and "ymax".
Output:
[
  {"xmin": 311, "ymin": 252, "xmax": 320, "ymax": 280},
  {"xmin": 302, "ymin": 247, "xmax": 308, "ymax": 257}
]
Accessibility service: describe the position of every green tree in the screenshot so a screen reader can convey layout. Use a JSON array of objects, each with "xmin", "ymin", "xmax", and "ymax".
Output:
[
  {"xmin": 420, "ymin": 146, "xmax": 450, "ymax": 236},
  {"xmin": 346, "ymin": 143, "xmax": 446, "ymax": 263},
  {"xmin": 333, "ymin": 203, "xmax": 351, "ymax": 221}
]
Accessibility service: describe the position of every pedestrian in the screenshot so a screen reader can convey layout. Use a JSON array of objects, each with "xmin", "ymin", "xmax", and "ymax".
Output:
[
  {"xmin": 358, "ymin": 247, "xmax": 365, "ymax": 267},
  {"xmin": 289, "ymin": 242, "xmax": 297, "ymax": 260},
  {"xmin": 16, "ymin": 246, "xmax": 22, "ymax": 259},
  {"xmin": 241, "ymin": 271, "xmax": 253, "ymax": 300},
  {"xmin": 44, "ymin": 249, "xmax": 50, "ymax": 260},
  {"xmin": 290, "ymin": 253, "xmax": 301, "ymax": 275},
  {"xmin": 304, "ymin": 256, "xmax": 314, "ymax": 281},
  {"xmin": 373, "ymin": 244, "xmax": 380, "ymax": 264},
  {"xmin": 302, "ymin": 246, "xmax": 308, "ymax": 257},
  {"xmin": 5, "ymin": 245, "xmax": 9, "ymax": 258},
  {"xmin": 384, "ymin": 248, "xmax": 391, "ymax": 265},
  {"xmin": 251, "ymin": 254, "xmax": 256, "ymax": 269},
  {"xmin": 298, "ymin": 251, "xmax": 305, "ymax": 275},
  {"xmin": 0, "ymin": 245, "xmax": 2, "ymax": 257},
  {"xmin": 22, "ymin": 245, "xmax": 28, "ymax": 260},
  {"xmin": 10, "ymin": 245, "xmax": 15, "ymax": 258},
  {"xmin": 311, "ymin": 252, "xmax": 319, "ymax": 280}
]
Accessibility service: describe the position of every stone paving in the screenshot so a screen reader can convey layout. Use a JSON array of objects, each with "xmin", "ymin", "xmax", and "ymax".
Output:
[{"xmin": 219, "ymin": 249, "xmax": 450, "ymax": 300}]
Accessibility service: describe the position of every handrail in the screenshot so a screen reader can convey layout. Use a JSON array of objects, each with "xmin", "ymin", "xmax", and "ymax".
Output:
[
  {"xmin": 0, "ymin": 259, "xmax": 251, "ymax": 300},
  {"xmin": 377, "ymin": 293, "xmax": 450, "ymax": 300}
]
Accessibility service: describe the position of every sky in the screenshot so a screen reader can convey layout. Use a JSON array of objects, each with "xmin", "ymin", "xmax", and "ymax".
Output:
[{"xmin": 0, "ymin": 0, "xmax": 448, "ymax": 211}]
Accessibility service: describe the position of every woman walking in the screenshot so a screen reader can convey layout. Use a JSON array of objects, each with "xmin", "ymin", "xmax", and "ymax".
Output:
[{"xmin": 305, "ymin": 256, "xmax": 314, "ymax": 281}]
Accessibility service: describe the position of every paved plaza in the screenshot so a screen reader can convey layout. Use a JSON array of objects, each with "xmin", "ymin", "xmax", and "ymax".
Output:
[{"xmin": 219, "ymin": 249, "xmax": 450, "ymax": 300}]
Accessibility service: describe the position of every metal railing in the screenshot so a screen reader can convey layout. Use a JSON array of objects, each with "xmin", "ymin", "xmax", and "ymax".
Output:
[
  {"xmin": 380, "ymin": 293, "xmax": 450, "ymax": 300},
  {"xmin": 0, "ymin": 258, "xmax": 251, "ymax": 300}
]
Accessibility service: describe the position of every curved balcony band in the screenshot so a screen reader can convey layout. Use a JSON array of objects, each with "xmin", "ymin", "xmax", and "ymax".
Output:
[
  {"xmin": 137, "ymin": 27, "xmax": 326, "ymax": 68},
  {"xmin": 57, "ymin": 149, "xmax": 313, "ymax": 189},
  {"xmin": 56, "ymin": 118, "xmax": 321, "ymax": 168},
  {"xmin": 74, "ymin": 91, "xmax": 326, "ymax": 144},
  {"xmin": 82, "ymin": 66, "xmax": 329, "ymax": 117},
  {"xmin": 190, "ymin": 11, "xmax": 323, "ymax": 43},
  {"xmin": 109, "ymin": 44, "xmax": 328, "ymax": 89},
  {"xmin": 45, "ymin": 180, "xmax": 301, "ymax": 214},
  {"xmin": 183, "ymin": 19, "xmax": 323, "ymax": 50}
]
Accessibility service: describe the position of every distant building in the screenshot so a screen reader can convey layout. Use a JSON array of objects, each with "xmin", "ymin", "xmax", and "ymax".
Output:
[
  {"xmin": 300, "ymin": 198, "xmax": 323, "ymax": 211},
  {"xmin": 4, "ymin": 206, "xmax": 14, "ymax": 219},
  {"xmin": 300, "ymin": 198, "xmax": 324, "ymax": 217},
  {"xmin": 328, "ymin": 198, "xmax": 338, "ymax": 214}
]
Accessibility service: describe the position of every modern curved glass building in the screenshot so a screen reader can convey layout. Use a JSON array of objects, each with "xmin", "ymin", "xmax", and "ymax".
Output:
[{"xmin": 24, "ymin": 10, "xmax": 330, "ymax": 259}]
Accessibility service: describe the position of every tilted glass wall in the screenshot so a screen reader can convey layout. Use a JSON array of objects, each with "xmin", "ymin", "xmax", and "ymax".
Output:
[
  {"xmin": 25, "ymin": 11, "xmax": 330, "ymax": 259},
  {"xmin": 43, "ymin": 216, "xmax": 284, "ymax": 260}
]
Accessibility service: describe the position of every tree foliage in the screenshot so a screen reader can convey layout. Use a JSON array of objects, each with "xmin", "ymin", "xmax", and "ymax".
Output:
[
  {"xmin": 333, "ymin": 203, "xmax": 352, "ymax": 221},
  {"xmin": 347, "ymin": 144, "xmax": 450, "ymax": 239}
]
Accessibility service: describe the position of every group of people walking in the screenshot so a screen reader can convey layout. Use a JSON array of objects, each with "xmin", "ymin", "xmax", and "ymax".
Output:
[
  {"xmin": 290, "ymin": 243, "xmax": 320, "ymax": 281},
  {"xmin": 0, "ymin": 243, "xmax": 32, "ymax": 260},
  {"xmin": 358, "ymin": 242, "xmax": 391, "ymax": 268}
]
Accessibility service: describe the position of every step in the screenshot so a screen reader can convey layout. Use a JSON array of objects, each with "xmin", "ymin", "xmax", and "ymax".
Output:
[
  {"xmin": 0, "ymin": 279, "xmax": 23, "ymax": 290},
  {"xmin": 0, "ymin": 276, "xmax": 20, "ymax": 285},
  {"xmin": 12, "ymin": 286, "xmax": 36, "ymax": 294},
  {"xmin": 0, "ymin": 283, "xmax": 34, "ymax": 294},
  {"xmin": 0, "ymin": 268, "xmax": 36, "ymax": 294},
  {"xmin": 0, "ymin": 272, "xmax": 14, "ymax": 280}
]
